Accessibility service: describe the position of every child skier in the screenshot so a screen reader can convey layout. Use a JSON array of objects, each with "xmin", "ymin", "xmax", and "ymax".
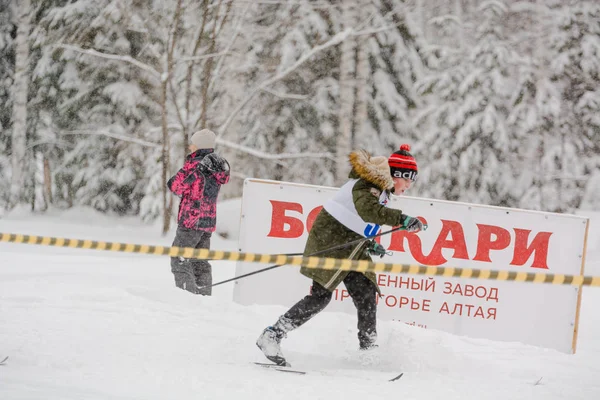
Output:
[
  {"xmin": 256, "ymin": 144, "xmax": 424, "ymax": 366},
  {"xmin": 168, "ymin": 129, "xmax": 230, "ymax": 295}
]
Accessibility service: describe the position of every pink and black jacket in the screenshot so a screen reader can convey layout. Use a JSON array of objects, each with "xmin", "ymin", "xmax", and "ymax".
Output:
[{"xmin": 168, "ymin": 149, "xmax": 230, "ymax": 232}]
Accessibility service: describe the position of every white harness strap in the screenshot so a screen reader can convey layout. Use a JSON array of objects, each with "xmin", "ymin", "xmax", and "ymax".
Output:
[{"xmin": 323, "ymin": 179, "xmax": 389, "ymax": 238}]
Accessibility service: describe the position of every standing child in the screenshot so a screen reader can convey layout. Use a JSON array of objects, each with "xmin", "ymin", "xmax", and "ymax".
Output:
[
  {"xmin": 168, "ymin": 129, "xmax": 230, "ymax": 295},
  {"xmin": 256, "ymin": 145, "xmax": 423, "ymax": 366}
]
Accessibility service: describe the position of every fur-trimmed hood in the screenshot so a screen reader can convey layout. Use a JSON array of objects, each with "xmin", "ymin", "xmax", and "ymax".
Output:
[{"xmin": 348, "ymin": 150, "xmax": 394, "ymax": 191}]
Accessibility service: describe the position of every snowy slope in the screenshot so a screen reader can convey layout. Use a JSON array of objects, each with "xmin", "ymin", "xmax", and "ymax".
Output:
[{"xmin": 1, "ymin": 202, "xmax": 599, "ymax": 400}]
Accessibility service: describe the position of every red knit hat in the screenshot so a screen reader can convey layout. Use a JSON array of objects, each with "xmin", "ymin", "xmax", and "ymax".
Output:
[{"xmin": 388, "ymin": 144, "xmax": 418, "ymax": 181}]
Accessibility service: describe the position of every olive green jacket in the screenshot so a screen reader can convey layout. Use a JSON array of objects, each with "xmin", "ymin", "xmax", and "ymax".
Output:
[{"xmin": 300, "ymin": 150, "xmax": 405, "ymax": 291}]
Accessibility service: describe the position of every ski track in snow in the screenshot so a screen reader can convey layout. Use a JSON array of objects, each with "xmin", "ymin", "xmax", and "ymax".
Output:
[{"xmin": 1, "ymin": 205, "xmax": 599, "ymax": 400}]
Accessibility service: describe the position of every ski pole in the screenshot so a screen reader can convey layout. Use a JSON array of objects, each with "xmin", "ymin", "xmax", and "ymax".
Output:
[
  {"xmin": 200, "ymin": 241, "xmax": 359, "ymax": 290},
  {"xmin": 203, "ymin": 225, "xmax": 408, "ymax": 261},
  {"xmin": 200, "ymin": 225, "xmax": 406, "ymax": 290}
]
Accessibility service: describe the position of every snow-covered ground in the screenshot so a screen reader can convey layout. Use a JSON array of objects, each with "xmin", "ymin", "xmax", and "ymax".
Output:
[{"xmin": 1, "ymin": 200, "xmax": 599, "ymax": 400}]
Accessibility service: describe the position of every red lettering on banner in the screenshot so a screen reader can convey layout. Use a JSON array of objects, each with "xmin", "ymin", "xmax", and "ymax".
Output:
[
  {"xmin": 412, "ymin": 298, "xmax": 431, "ymax": 311},
  {"xmin": 380, "ymin": 295, "xmax": 431, "ymax": 311},
  {"xmin": 424, "ymin": 278, "xmax": 436, "ymax": 292},
  {"xmin": 487, "ymin": 288, "xmax": 499, "ymax": 302},
  {"xmin": 387, "ymin": 229, "xmax": 411, "ymax": 252},
  {"xmin": 413, "ymin": 322, "xmax": 428, "ymax": 328},
  {"xmin": 474, "ymin": 307, "xmax": 485, "ymax": 318},
  {"xmin": 385, "ymin": 295, "xmax": 398, "ymax": 307},
  {"xmin": 268, "ymin": 202, "xmax": 553, "ymax": 269},
  {"xmin": 439, "ymin": 302, "xmax": 450, "ymax": 314},
  {"xmin": 306, "ymin": 206, "xmax": 323, "ymax": 233},
  {"xmin": 389, "ymin": 219, "xmax": 469, "ymax": 265},
  {"xmin": 473, "ymin": 224, "xmax": 511, "ymax": 262},
  {"xmin": 340, "ymin": 289, "xmax": 350, "ymax": 301},
  {"xmin": 267, "ymin": 201, "xmax": 304, "ymax": 238},
  {"xmin": 394, "ymin": 320, "xmax": 428, "ymax": 329},
  {"xmin": 398, "ymin": 277, "xmax": 411, "ymax": 289},
  {"xmin": 332, "ymin": 289, "xmax": 351, "ymax": 301},
  {"xmin": 439, "ymin": 302, "xmax": 497, "ymax": 319},
  {"xmin": 377, "ymin": 275, "xmax": 437, "ymax": 292},
  {"xmin": 511, "ymin": 229, "xmax": 552, "ymax": 269},
  {"xmin": 389, "ymin": 218, "xmax": 551, "ymax": 269},
  {"xmin": 443, "ymin": 282, "xmax": 500, "ymax": 302}
]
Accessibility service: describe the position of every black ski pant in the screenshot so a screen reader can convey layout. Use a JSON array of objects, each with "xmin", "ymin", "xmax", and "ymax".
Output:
[
  {"xmin": 170, "ymin": 226, "xmax": 212, "ymax": 295},
  {"xmin": 279, "ymin": 271, "xmax": 378, "ymax": 347}
]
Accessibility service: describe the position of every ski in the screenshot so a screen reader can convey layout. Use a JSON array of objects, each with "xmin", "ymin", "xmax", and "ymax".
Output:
[
  {"xmin": 254, "ymin": 362, "xmax": 403, "ymax": 382},
  {"xmin": 254, "ymin": 362, "xmax": 306, "ymax": 375},
  {"xmin": 389, "ymin": 372, "xmax": 403, "ymax": 382},
  {"xmin": 0, "ymin": 356, "xmax": 8, "ymax": 365}
]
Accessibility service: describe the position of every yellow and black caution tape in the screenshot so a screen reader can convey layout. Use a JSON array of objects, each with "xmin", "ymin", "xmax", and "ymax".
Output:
[{"xmin": 1, "ymin": 232, "xmax": 599, "ymax": 287}]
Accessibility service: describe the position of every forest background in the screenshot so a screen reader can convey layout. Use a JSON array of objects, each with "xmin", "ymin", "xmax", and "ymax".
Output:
[{"xmin": 1, "ymin": 0, "xmax": 599, "ymax": 234}]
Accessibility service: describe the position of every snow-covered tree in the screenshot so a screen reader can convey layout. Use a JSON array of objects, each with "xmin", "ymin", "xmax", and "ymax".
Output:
[
  {"xmin": 221, "ymin": 1, "xmax": 342, "ymax": 188},
  {"xmin": 8, "ymin": 0, "xmax": 31, "ymax": 209},
  {"xmin": 0, "ymin": 0, "xmax": 15, "ymax": 213},
  {"xmin": 501, "ymin": 1, "xmax": 560, "ymax": 211},
  {"xmin": 415, "ymin": 0, "xmax": 518, "ymax": 206},
  {"xmin": 356, "ymin": 0, "xmax": 425, "ymax": 159},
  {"xmin": 547, "ymin": 1, "xmax": 600, "ymax": 211},
  {"xmin": 34, "ymin": 0, "xmax": 237, "ymax": 233},
  {"xmin": 336, "ymin": 1, "xmax": 356, "ymax": 183},
  {"xmin": 32, "ymin": 0, "xmax": 160, "ymax": 217},
  {"xmin": 2, "ymin": 0, "xmax": 598, "ymax": 228}
]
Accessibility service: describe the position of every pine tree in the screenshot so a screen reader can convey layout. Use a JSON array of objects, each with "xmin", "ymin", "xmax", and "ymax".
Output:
[
  {"xmin": 31, "ymin": 1, "xmax": 154, "ymax": 214},
  {"xmin": 547, "ymin": 1, "xmax": 600, "ymax": 211},
  {"xmin": 0, "ymin": 0, "xmax": 15, "ymax": 212},
  {"xmin": 415, "ymin": 0, "xmax": 518, "ymax": 206},
  {"xmin": 225, "ymin": 1, "xmax": 341, "ymax": 188},
  {"xmin": 33, "ymin": 0, "xmax": 196, "ymax": 224},
  {"xmin": 503, "ymin": 1, "xmax": 561, "ymax": 211},
  {"xmin": 11, "ymin": 0, "xmax": 600, "ymax": 225},
  {"xmin": 359, "ymin": 0, "xmax": 424, "ymax": 158}
]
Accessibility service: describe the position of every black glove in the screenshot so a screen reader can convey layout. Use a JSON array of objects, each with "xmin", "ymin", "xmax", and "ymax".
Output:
[
  {"xmin": 366, "ymin": 240, "xmax": 387, "ymax": 258},
  {"xmin": 402, "ymin": 215, "xmax": 424, "ymax": 233}
]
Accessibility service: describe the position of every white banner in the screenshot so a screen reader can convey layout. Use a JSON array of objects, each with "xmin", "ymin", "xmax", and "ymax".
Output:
[{"xmin": 234, "ymin": 179, "xmax": 589, "ymax": 353}]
